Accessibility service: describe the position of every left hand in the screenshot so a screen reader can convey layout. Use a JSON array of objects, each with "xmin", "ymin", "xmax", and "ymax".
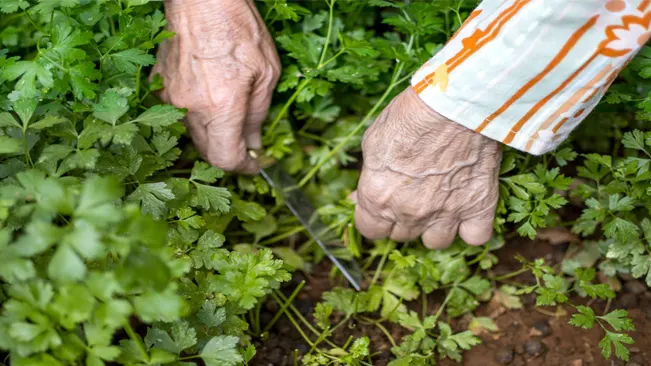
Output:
[{"xmin": 352, "ymin": 88, "xmax": 502, "ymax": 249}]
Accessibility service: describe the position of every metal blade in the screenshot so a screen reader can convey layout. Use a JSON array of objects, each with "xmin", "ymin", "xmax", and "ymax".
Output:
[{"xmin": 259, "ymin": 163, "xmax": 363, "ymax": 291}]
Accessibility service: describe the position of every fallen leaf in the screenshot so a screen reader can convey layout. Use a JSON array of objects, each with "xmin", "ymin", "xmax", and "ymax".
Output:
[{"xmin": 537, "ymin": 227, "xmax": 579, "ymax": 245}]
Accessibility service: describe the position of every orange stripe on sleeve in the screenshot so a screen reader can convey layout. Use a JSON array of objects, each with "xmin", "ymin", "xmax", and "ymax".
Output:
[
  {"xmin": 551, "ymin": 67, "xmax": 620, "ymax": 134},
  {"xmin": 524, "ymin": 64, "xmax": 612, "ymax": 151},
  {"xmin": 639, "ymin": 0, "xmax": 650, "ymax": 11},
  {"xmin": 473, "ymin": 15, "xmax": 599, "ymax": 137},
  {"xmin": 414, "ymin": 0, "xmax": 531, "ymax": 95},
  {"xmin": 448, "ymin": 0, "xmax": 531, "ymax": 72},
  {"xmin": 448, "ymin": 9, "xmax": 483, "ymax": 43}
]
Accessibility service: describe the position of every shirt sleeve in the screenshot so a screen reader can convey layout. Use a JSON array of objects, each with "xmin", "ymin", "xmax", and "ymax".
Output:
[{"xmin": 411, "ymin": 0, "xmax": 651, "ymax": 155}]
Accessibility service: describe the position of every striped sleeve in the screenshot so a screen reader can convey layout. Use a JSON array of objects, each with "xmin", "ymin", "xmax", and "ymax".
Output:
[{"xmin": 411, "ymin": 0, "xmax": 651, "ymax": 155}]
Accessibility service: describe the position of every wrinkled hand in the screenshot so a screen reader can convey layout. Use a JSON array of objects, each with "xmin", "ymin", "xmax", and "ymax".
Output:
[
  {"xmin": 354, "ymin": 88, "xmax": 502, "ymax": 249},
  {"xmin": 153, "ymin": 0, "xmax": 280, "ymax": 173}
]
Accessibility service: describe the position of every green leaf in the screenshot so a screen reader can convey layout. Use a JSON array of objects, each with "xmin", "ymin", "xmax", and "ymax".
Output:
[
  {"xmin": 598, "ymin": 310, "xmax": 635, "ymax": 332},
  {"xmin": 200, "ymin": 336, "xmax": 243, "ymax": 366},
  {"xmin": 134, "ymin": 288, "xmax": 184, "ymax": 323},
  {"xmin": 145, "ymin": 322, "xmax": 197, "ymax": 354},
  {"xmin": 108, "ymin": 48, "xmax": 156, "ymax": 73},
  {"xmin": 29, "ymin": 115, "xmax": 68, "ymax": 130},
  {"xmin": 93, "ymin": 88, "xmax": 131, "ymax": 125},
  {"xmin": 0, "ymin": 112, "xmax": 21, "ymax": 129},
  {"xmin": 599, "ymin": 331, "xmax": 634, "ymax": 361},
  {"xmin": 130, "ymin": 105, "xmax": 184, "ymax": 127},
  {"xmin": 48, "ymin": 245, "xmax": 86, "ymax": 283},
  {"xmin": 191, "ymin": 183, "xmax": 231, "ymax": 213},
  {"xmin": 191, "ymin": 162, "xmax": 224, "ymax": 183},
  {"xmin": 569, "ymin": 305, "xmax": 595, "ymax": 329},
  {"xmin": 1, "ymin": 0, "xmax": 30, "ymax": 13},
  {"xmin": 0, "ymin": 136, "xmax": 22, "ymax": 154},
  {"xmin": 128, "ymin": 182, "xmax": 175, "ymax": 219},
  {"xmin": 197, "ymin": 302, "xmax": 226, "ymax": 327}
]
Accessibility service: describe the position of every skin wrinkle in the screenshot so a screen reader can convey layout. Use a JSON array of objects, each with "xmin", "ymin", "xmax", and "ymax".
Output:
[
  {"xmin": 155, "ymin": 0, "xmax": 280, "ymax": 174},
  {"xmin": 356, "ymin": 88, "xmax": 501, "ymax": 248},
  {"xmin": 160, "ymin": 0, "xmax": 502, "ymax": 247}
]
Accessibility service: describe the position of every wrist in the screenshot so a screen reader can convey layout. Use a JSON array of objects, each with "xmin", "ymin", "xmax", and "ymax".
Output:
[{"xmin": 164, "ymin": 0, "xmax": 252, "ymax": 17}]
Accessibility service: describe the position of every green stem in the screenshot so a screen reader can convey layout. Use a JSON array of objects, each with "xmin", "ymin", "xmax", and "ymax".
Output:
[
  {"xmin": 124, "ymin": 322, "xmax": 148, "ymax": 363},
  {"xmin": 135, "ymin": 66, "xmax": 142, "ymax": 100},
  {"xmin": 262, "ymin": 281, "xmax": 306, "ymax": 333},
  {"xmin": 298, "ymin": 35, "xmax": 415, "ymax": 187},
  {"xmin": 370, "ymin": 243, "xmax": 393, "ymax": 287},
  {"xmin": 318, "ymin": 0, "xmax": 336, "ymax": 68},
  {"xmin": 430, "ymin": 286, "xmax": 455, "ymax": 324},
  {"xmin": 265, "ymin": 78, "xmax": 310, "ymax": 137},
  {"xmin": 492, "ymin": 267, "xmax": 529, "ymax": 282},
  {"xmin": 467, "ymin": 244, "xmax": 490, "ymax": 265},
  {"xmin": 258, "ymin": 226, "xmax": 305, "ymax": 246},
  {"xmin": 270, "ymin": 292, "xmax": 315, "ymax": 347}
]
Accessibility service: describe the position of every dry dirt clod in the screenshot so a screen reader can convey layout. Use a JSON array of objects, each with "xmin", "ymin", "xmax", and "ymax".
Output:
[
  {"xmin": 495, "ymin": 347, "xmax": 514, "ymax": 364},
  {"xmin": 570, "ymin": 360, "xmax": 583, "ymax": 366},
  {"xmin": 624, "ymin": 280, "xmax": 647, "ymax": 295},
  {"xmin": 625, "ymin": 363, "xmax": 642, "ymax": 366},
  {"xmin": 514, "ymin": 344, "xmax": 525, "ymax": 355},
  {"xmin": 619, "ymin": 293, "xmax": 639, "ymax": 309},
  {"xmin": 525, "ymin": 339, "xmax": 543, "ymax": 356},
  {"xmin": 529, "ymin": 322, "xmax": 552, "ymax": 338}
]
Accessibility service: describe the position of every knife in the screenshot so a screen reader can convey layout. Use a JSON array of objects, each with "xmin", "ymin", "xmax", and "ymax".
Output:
[{"xmin": 249, "ymin": 149, "xmax": 363, "ymax": 291}]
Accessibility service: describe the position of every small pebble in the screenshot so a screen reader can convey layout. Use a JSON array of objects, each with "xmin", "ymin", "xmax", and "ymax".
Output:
[
  {"xmin": 624, "ymin": 280, "xmax": 647, "ymax": 295},
  {"xmin": 531, "ymin": 322, "xmax": 552, "ymax": 338},
  {"xmin": 619, "ymin": 292, "xmax": 638, "ymax": 309},
  {"xmin": 495, "ymin": 347, "xmax": 514, "ymax": 364},
  {"xmin": 525, "ymin": 339, "xmax": 543, "ymax": 356},
  {"xmin": 570, "ymin": 360, "xmax": 583, "ymax": 366},
  {"xmin": 514, "ymin": 344, "xmax": 525, "ymax": 354}
]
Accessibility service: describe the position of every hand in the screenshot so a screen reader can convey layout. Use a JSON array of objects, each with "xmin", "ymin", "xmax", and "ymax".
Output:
[
  {"xmin": 153, "ymin": 0, "xmax": 281, "ymax": 174},
  {"xmin": 353, "ymin": 88, "xmax": 502, "ymax": 249}
]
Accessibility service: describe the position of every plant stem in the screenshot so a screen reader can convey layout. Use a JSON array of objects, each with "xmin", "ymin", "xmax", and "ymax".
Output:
[
  {"xmin": 265, "ymin": 78, "xmax": 310, "ymax": 138},
  {"xmin": 318, "ymin": 0, "xmax": 336, "ymax": 68},
  {"xmin": 270, "ymin": 292, "xmax": 315, "ymax": 347},
  {"xmin": 258, "ymin": 226, "xmax": 305, "ymax": 246},
  {"xmin": 124, "ymin": 321, "xmax": 148, "ymax": 363},
  {"xmin": 298, "ymin": 35, "xmax": 416, "ymax": 187},
  {"xmin": 430, "ymin": 285, "xmax": 455, "ymax": 324},
  {"xmin": 262, "ymin": 281, "xmax": 306, "ymax": 333},
  {"xmin": 135, "ymin": 66, "xmax": 142, "ymax": 100},
  {"xmin": 492, "ymin": 267, "xmax": 529, "ymax": 282},
  {"xmin": 370, "ymin": 243, "xmax": 393, "ymax": 287},
  {"xmin": 467, "ymin": 244, "xmax": 490, "ymax": 265}
]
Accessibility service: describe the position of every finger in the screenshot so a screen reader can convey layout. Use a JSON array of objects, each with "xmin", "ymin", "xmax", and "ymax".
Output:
[
  {"xmin": 245, "ymin": 66, "xmax": 279, "ymax": 149},
  {"xmin": 421, "ymin": 219, "xmax": 460, "ymax": 249},
  {"xmin": 184, "ymin": 115, "xmax": 209, "ymax": 158},
  {"xmin": 355, "ymin": 205, "xmax": 393, "ymax": 240},
  {"xmin": 459, "ymin": 215, "xmax": 495, "ymax": 246},
  {"xmin": 201, "ymin": 92, "xmax": 259, "ymax": 174},
  {"xmin": 390, "ymin": 222, "xmax": 423, "ymax": 242}
]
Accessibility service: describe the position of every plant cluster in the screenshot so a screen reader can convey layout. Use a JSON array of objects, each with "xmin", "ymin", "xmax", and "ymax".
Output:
[{"xmin": 0, "ymin": 0, "xmax": 650, "ymax": 365}]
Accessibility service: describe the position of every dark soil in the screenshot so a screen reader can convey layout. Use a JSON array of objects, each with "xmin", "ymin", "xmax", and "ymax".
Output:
[{"xmin": 251, "ymin": 238, "xmax": 651, "ymax": 366}]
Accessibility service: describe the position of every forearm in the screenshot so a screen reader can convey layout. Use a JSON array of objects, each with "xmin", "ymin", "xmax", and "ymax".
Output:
[{"xmin": 413, "ymin": 0, "xmax": 650, "ymax": 155}]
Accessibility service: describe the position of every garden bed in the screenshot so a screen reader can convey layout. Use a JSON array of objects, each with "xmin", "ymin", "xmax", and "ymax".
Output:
[{"xmin": 253, "ymin": 237, "xmax": 651, "ymax": 366}]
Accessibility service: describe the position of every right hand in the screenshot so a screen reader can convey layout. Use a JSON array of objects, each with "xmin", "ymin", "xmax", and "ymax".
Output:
[{"xmin": 153, "ymin": 0, "xmax": 281, "ymax": 174}]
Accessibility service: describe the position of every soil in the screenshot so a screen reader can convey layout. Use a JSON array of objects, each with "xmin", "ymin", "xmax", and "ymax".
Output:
[{"xmin": 251, "ymin": 237, "xmax": 651, "ymax": 366}]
